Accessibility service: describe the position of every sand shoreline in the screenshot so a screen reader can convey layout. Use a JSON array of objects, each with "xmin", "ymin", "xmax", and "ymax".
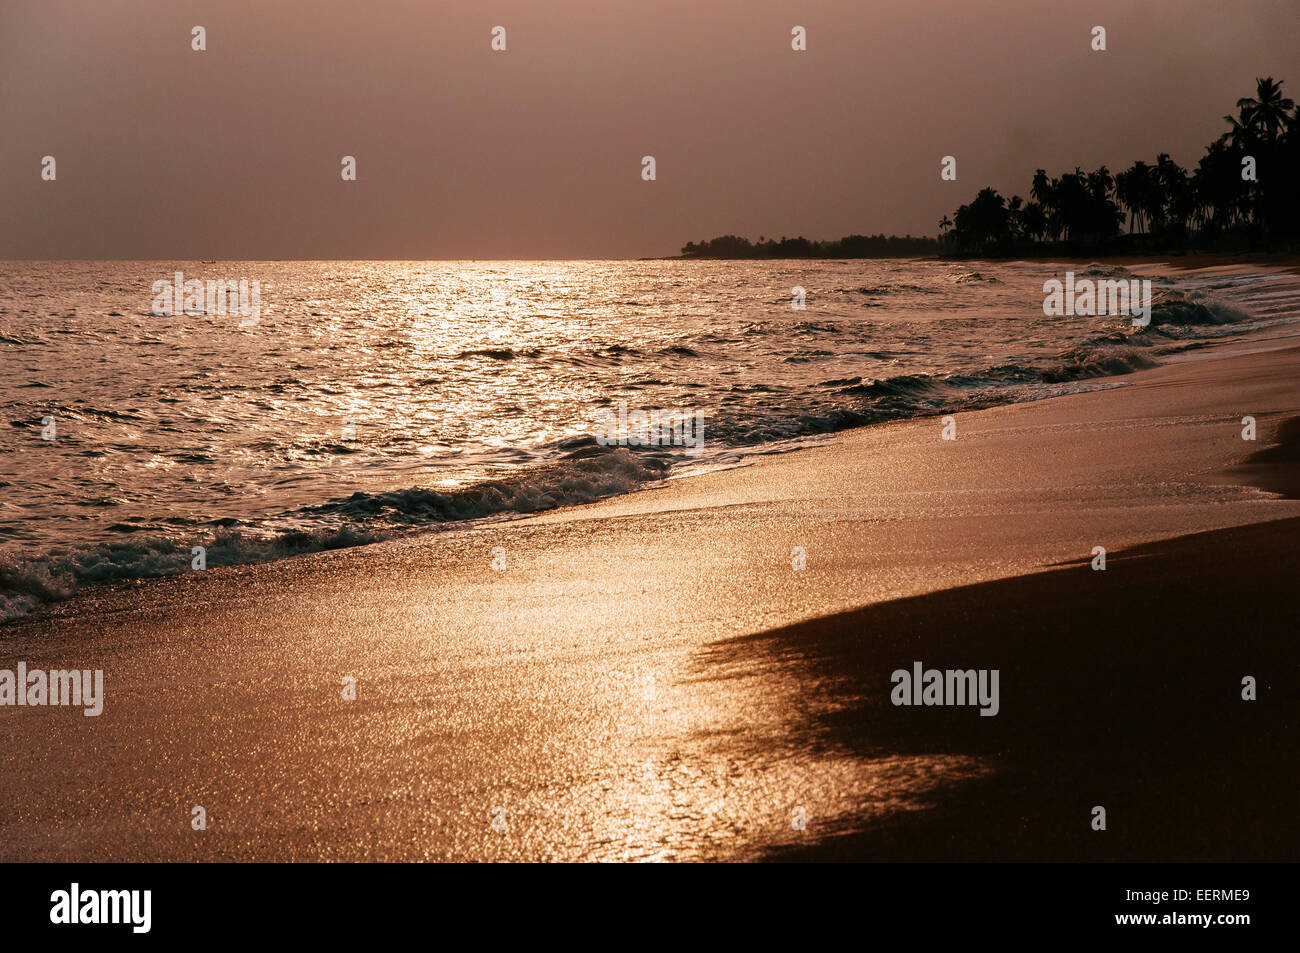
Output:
[
  {"xmin": 1, "ymin": 277, "xmax": 1298, "ymax": 860},
  {"xmin": 736, "ymin": 515, "xmax": 1300, "ymax": 861}
]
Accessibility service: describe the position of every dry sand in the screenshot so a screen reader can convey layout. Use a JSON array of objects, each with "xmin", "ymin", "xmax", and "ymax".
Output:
[{"xmin": 1, "ymin": 300, "xmax": 1297, "ymax": 861}]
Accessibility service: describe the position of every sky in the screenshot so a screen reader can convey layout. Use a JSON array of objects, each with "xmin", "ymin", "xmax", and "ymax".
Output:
[{"xmin": 2, "ymin": 0, "xmax": 1297, "ymax": 259}]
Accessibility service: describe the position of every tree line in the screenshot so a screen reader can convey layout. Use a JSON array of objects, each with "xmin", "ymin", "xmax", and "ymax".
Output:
[
  {"xmin": 680, "ymin": 233, "xmax": 938, "ymax": 259},
  {"xmin": 942, "ymin": 77, "xmax": 1299, "ymax": 254}
]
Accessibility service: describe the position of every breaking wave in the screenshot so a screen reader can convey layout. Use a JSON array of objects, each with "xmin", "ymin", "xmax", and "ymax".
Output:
[
  {"xmin": 705, "ymin": 289, "xmax": 1252, "ymax": 445},
  {"xmin": 0, "ymin": 447, "xmax": 665, "ymax": 622},
  {"xmin": 0, "ymin": 525, "xmax": 382, "ymax": 623},
  {"xmin": 296, "ymin": 444, "xmax": 664, "ymax": 525}
]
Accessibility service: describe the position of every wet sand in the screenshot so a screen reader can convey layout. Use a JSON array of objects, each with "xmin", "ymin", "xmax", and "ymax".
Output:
[
  {"xmin": 1, "ymin": 327, "xmax": 1298, "ymax": 861},
  {"xmin": 733, "ymin": 516, "xmax": 1300, "ymax": 861}
]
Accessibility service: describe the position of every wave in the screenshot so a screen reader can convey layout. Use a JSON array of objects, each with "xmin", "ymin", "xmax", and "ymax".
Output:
[
  {"xmin": 713, "ymin": 333, "xmax": 1168, "ymax": 445},
  {"xmin": 0, "ymin": 446, "xmax": 665, "ymax": 623},
  {"xmin": 843, "ymin": 283, "xmax": 933, "ymax": 296},
  {"xmin": 456, "ymin": 347, "xmax": 542, "ymax": 360},
  {"xmin": 0, "ymin": 525, "xmax": 381, "ymax": 623},
  {"xmin": 296, "ymin": 444, "xmax": 664, "ymax": 526},
  {"xmin": 1078, "ymin": 262, "xmax": 1134, "ymax": 279},
  {"xmin": 1148, "ymin": 289, "xmax": 1249, "ymax": 326}
]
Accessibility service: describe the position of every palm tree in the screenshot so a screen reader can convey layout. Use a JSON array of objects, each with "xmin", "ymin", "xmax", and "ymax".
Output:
[
  {"xmin": 1030, "ymin": 170, "xmax": 1058, "ymax": 240},
  {"xmin": 1140, "ymin": 160, "xmax": 1168, "ymax": 233},
  {"xmin": 1219, "ymin": 113, "xmax": 1257, "ymax": 152},
  {"xmin": 1236, "ymin": 77, "xmax": 1294, "ymax": 144},
  {"xmin": 937, "ymin": 216, "xmax": 952, "ymax": 247},
  {"xmin": 1115, "ymin": 168, "xmax": 1136, "ymax": 233},
  {"xmin": 1194, "ymin": 141, "xmax": 1249, "ymax": 231},
  {"xmin": 951, "ymin": 188, "xmax": 1012, "ymax": 251},
  {"xmin": 1117, "ymin": 161, "xmax": 1156, "ymax": 234},
  {"xmin": 1235, "ymin": 78, "xmax": 1295, "ymax": 235},
  {"xmin": 1154, "ymin": 154, "xmax": 1193, "ymax": 235},
  {"xmin": 1006, "ymin": 196, "xmax": 1024, "ymax": 241},
  {"xmin": 1020, "ymin": 201, "xmax": 1047, "ymax": 242},
  {"xmin": 1052, "ymin": 167, "xmax": 1093, "ymax": 242},
  {"xmin": 1282, "ymin": 103, "xmax": 1300, "ymax": 238},
  {"xmin": 1083, "ymin": 167, "xmax": 1122, "ymax": 240}
]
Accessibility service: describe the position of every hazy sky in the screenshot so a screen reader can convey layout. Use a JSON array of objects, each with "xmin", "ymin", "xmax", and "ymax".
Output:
[{"xmin": 2, "ymin": 0, "xmax": 1297, "ymax": 259}]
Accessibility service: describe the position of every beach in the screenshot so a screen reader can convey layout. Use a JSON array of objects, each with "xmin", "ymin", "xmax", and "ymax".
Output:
[{"xmin": 1, "ymin": 271, "xmax": 1297, "ymax": 862}]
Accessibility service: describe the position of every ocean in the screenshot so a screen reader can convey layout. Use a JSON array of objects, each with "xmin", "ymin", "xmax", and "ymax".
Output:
[{"xmin": 0, "ymin": 258, "xmax": 1285, "ymax": 621}]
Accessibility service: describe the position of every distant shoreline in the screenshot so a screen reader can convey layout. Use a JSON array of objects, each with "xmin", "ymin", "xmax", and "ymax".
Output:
[{"xmin": 648, "ymin": 250, "xmax": 1300, "ymax": 268}]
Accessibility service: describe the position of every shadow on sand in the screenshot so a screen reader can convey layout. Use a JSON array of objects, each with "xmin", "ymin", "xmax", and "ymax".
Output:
[{"xmin": 699, "ymin": 518, "xmax": 1300, "ymax": 861}]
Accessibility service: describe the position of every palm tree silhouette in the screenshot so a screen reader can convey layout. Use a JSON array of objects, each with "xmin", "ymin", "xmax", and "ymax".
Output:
[
  {"xmin": 1236, "ymin": 77, "xmax": 1295, "ymax": 145},
  {"xmin": 1193, "ymin": 141, "xmax": 1249, "ymax": 231},
  {"xmin": 1006, "ymin": 196, "xmax": 1023, "ymax": 240},
  {"xmin": 1116, "ymin": 161, "xmax": 1155, "ymax": 234},
  {"xmin": 1219, "ymin": 78, "xmax": 1294, "ymax": 232},
  {"xmin": 1030, "ymin": 170, "xmax": 1058, "ymax": 240},
  {"xmin": 1154, "ymin": 154, "xmax": 1193, "ymax": 234}
]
